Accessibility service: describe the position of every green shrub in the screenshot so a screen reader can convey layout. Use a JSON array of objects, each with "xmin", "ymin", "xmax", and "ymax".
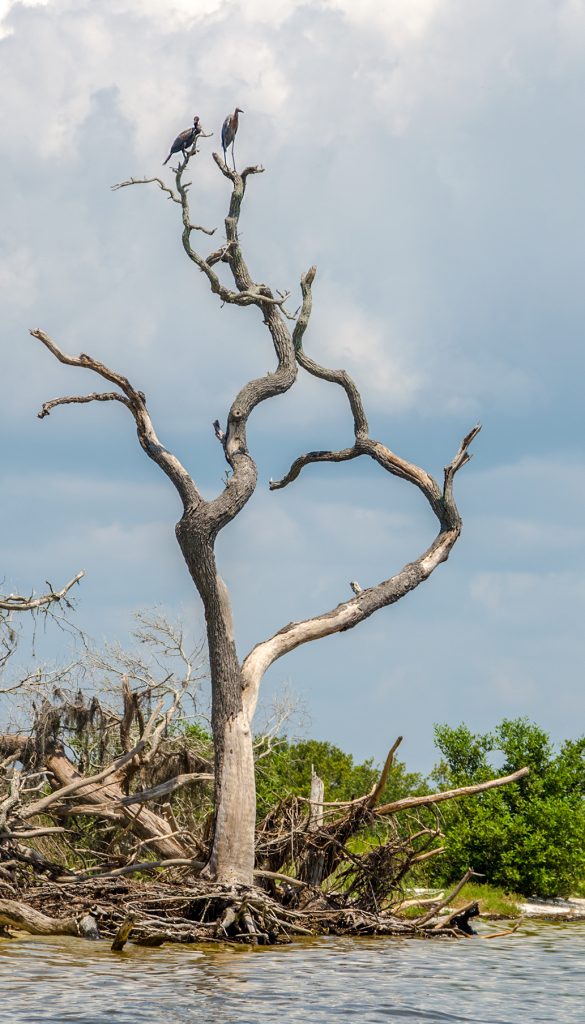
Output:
[{"xmin": 427, "ymin": 718, "xmax": 585, "ymax": 898}]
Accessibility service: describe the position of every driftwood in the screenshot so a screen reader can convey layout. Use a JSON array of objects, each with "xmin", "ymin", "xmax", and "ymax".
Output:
[
  {"xmin": 0, "ymin": 705, "xmax": 530, "ymax": 945},
  {"xmin": 111, "ymin": 915, "xmax": 137, "ymax": 951},
  {"xmin": 1, "ymin": 870, "xmax": 485, "ymax": 948},
  {"xmin": 0, "ymin": 898, "xmax": 77, "ymax": 935},
  {"xmin": 255, "ymin": 737, "xmax": 530, "ymax": 914}
]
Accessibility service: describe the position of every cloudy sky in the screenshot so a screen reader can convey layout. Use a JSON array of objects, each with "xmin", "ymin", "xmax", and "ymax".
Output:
[{"xmin": 1, "ymin": 0, "xmax": 584, "ymax": 772}]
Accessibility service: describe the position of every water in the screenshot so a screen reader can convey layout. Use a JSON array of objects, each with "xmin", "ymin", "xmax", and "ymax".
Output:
[{"xmin": 0, "ymin": 923, "xmax": 582, "ymax": 1023}]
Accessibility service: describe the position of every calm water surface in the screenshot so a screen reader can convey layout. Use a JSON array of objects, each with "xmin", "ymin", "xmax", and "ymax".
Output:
[{"xmin": 0, "ymin": 922, "xmax": 582, "ymax": 1023}]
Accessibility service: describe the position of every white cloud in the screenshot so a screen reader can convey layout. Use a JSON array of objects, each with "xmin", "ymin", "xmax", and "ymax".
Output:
[
  {"xmin": 0, "ymin": 0, "xmax": 47, "ymax": 37},
  {"xmin": 310, "ymin": 282, "xmax": 424, "ymax": 413},
  {"xmin": 324, "ymin": 0, "xmax": 441, "ymax": 42}
]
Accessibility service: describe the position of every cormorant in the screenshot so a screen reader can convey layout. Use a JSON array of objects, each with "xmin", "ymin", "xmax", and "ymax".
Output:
[{"xmin": 163, "ymin": 116, "xmax": 201, "ymax": 166}]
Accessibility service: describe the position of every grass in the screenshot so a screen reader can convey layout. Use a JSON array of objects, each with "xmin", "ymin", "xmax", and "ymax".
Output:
[
  {"xmin": 451, "ymin": 882, "xmax": 522, "ymax": 917},
  {"xmin": 397, "ymin": 882, "xmax": 523, "ymax": 920}
]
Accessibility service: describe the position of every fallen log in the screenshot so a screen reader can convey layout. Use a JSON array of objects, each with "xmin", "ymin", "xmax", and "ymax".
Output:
[
  {"xmin": 0, "ymin": 735, "xmax": 197, "ymax": 862},
  {"xmin": 1, "ymin": 724, "xmax": 532, "ymax": 944},
  {"xmin": 0, "ymin": 898, "xmax": 98, "ymax": 939},
  {"xmin": 36, "ymin": 745, "xmax": 192, "ymax": 861}
]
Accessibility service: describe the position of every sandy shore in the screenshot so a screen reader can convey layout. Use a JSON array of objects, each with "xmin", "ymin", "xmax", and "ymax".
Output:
[{"xmin": 519, "ymin": 897, "xmax": 585, "ymax": 920}]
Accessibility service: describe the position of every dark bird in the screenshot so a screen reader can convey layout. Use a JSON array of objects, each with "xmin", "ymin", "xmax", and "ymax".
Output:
[
  {"xmin": 163, "ymin": 116, "xmax": 201, "ymax": 166},
  {"xmin": 221, "ymin": 107, "xmax": 243, "ymax": 170}
]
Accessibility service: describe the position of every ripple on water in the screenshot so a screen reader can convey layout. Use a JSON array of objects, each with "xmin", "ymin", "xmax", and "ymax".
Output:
[{"xmin": 0, "ymin": 923, "xmax": 583, "ymax": 1024}]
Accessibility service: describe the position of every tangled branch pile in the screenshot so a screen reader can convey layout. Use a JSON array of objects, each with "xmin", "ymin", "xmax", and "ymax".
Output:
[{"xmin": 0, "ymin": 622, "xmax": 527, "ymax": 947}]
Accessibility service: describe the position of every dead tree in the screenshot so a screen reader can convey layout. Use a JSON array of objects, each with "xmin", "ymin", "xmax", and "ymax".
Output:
[{"xmin": 28, "ymin": 139, "xmax": 480, "ymax": 888}]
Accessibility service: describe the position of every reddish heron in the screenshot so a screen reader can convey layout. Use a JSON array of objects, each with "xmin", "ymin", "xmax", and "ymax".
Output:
[{"xmin": 221, "ymin": 107, "xmax": 243, "ymax": 170}]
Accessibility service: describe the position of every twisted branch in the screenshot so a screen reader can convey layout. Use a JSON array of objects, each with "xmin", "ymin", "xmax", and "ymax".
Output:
[
  {"xmin": 241, "ymin": 269, "xmax": 480, "ymax": 713},
  {"xmin": 30, "ymin": 329, "xmax": 201, "ymax": 512},
  {"xmin": 243, "ymin": 425, "xmax": 479, "ymax": 717}
]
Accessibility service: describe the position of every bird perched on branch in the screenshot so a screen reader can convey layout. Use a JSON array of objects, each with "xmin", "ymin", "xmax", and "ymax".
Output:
[
  {"xmin": 221, "ymin": 107, "xmax": 243, "ymax": 170},
  {"xmin": 163, "ymin": 116, "xmax": 201, "ymax": 166}
]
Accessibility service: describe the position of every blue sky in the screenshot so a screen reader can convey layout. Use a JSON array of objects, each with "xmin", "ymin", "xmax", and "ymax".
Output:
[{"xmin": 1, "ymin": 0, "xmax": 584, "ymax": 772}]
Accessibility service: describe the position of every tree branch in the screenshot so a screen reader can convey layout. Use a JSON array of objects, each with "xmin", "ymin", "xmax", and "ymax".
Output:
[
  {"xmin": 118, "ymin": 771, "xmax": 213, "ymax": 806},
  {"xmin": 414, "ymin": 869, "xmax": 481, "ymax": 928},
  {"xmin": 111, "ymin": 175, "xmax": 217, "ymax": 234},
  {"xmin": 107, "ymin": 147, "xmax": 309, "ymax": 541},
  {"xmin": 38, "ymin": 392, "xmax": 130, "ymax": 419},
  {"xmin": 0, "ymin": 571, "xmax": 84, "ymax": 612},
  {"xmin": 21, "ymin": 741, "xmax": 148, "ymax": 819},
  {"xmin": 175, "ymin": 160, "xmax": 310, "ymax": 536},
  {"xmin": 291, "ymin": 267, "xmax": 369, "ymax": 439},
  {"xmin": 242, "ymin": 421, "xmax": 478, "ymax": 719},
  {"xmin": 367, "ymin": 736, "xmax": 403, "ymax": 807},
  {"xmin": 31, "ymin": 329, "xmax": 201, "ymax": 512},
  {"xmin": 375, "ymin": 767, "xmax": 530, "ymax": 816},
  {"xmin": 212, "ymin": 152, "xmax": 265, "ymax": 183},
  {"xmin": 270, "ymin": 446, "xmax": 360, "ymax": 490},
  {"xmin": 253, "ymin": 301, "xmax": 481, "ymax": 715},
  {"xmin": 112, "ymin": 158, "xmax": 283, "ymax": 310},
  {"xmin": 275, "ymin": 276, "xmax": 480, "ymax": 524},
  {"xmin": 111, "ymin": 175, "xmax": 182, "ymax": 204}
]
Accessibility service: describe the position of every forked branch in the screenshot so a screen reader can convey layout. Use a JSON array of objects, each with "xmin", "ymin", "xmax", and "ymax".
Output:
[
  {"xmin": 30, "ymin": 329, "xmax": 200, "ymax": 512},
  {"xmin": 104, "ymin": 149, "xmax": 313, "ymax": 540},
  {"xmin": 243, "ymin": 274, "xmax": 480, "ymax": 711}
]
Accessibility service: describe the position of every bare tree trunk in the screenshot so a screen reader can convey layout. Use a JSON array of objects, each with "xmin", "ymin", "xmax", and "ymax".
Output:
[
  {"xmin": 308, "ymin": 768, "xmax": 325, "ymax": 832},
  {"xmin": 177, "ymin": 537, "xmax": 256, "ymax": 883}
]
